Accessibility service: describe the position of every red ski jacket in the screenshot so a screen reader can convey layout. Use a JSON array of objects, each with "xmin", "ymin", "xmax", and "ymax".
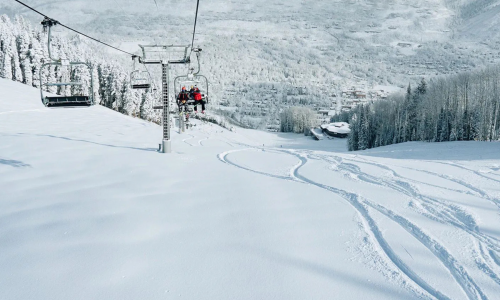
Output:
[{"xmin": 194, "ymin": 92, "xmax": 202, "ymax": 101}]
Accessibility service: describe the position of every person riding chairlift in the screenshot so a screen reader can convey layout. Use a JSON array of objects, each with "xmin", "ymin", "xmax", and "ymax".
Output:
[
  {"xmin": 192, "ymin": 87, "xmax": 205, "ymax": 114},
  {"xmin": 189, "ymin": 86, "xmax": 195, "ymax": 100},
  {"xmin": 177, "ymin": 86, "xmax": 189, "ymax": 112}
]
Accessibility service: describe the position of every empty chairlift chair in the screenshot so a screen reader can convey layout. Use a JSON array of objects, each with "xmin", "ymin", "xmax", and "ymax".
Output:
[
  {"xmin": 130, "ymin": 56, "xmax": 151, "ymax": 90},
  {"xmin": 39, "ymin": 17, "xmax": 94, "ymax": 108},
  {"xmin": 130, "ymin": 71, "xmax": 151, "ymax": 90}
]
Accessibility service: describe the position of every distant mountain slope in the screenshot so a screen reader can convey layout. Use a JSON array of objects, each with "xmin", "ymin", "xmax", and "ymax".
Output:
[{"xmin": 457, "ymin": 0, "xmax": 500, "ymax": 42}]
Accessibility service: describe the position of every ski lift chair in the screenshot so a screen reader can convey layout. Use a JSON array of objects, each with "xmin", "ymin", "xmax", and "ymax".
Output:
[
  {"xmin": 174, "ymin": 73, "xmax": 209, "ymax": 106},
  {"xmin": 174, "ymin": 48, "xmax": 209, "ymax": 106},
  {"xmin": 130, "ymin": 70, "xmax": 151, "ymax": 89},
  {"xmin": 39, "ymin": 18, "xmax": 94, "ymax": 108},
  {"xmin": 130, "ymin": 56, "xmax": 152, "ymax": 90}
]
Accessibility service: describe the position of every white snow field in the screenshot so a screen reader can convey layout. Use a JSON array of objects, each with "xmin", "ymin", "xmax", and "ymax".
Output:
[{"xmin": 1, "ymin": 78, "xmax": 500, "ymax": 300}]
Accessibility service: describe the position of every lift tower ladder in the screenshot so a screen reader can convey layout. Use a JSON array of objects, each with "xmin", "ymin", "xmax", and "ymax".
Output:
[{"xmin": 138, "ymin": 45, "xmax": 191, "ymax": 153}]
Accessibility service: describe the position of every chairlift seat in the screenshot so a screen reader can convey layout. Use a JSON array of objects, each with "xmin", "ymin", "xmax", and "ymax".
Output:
[
  {"xmin": 44, "ymin": 96, "xmax": 92, "ymax": 107},
  {"xmin": 181, "ymin": 95, "xmax": 208, "ymax": 106},
  {"xmin": 175, "ymin": 74, "xmax": 209, "ymax": 107},
  {"xmin": 39, "ymin": 20, "xmax": 95, "ymax": 108},
  {"xmin": 132, "ymin": 83, "xmax": 151, "ymax": 89},
  {"xmin": 44, "ymin": 82, "xmax": 83, "ymax": 86}
]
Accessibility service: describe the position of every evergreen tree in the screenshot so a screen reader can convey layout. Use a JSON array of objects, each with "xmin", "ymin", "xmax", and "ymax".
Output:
[
  {"xmin": 416, "ymin": 78, "xmax": 427, "ymax": 95},
  {"xmin": 358, "ymin": 105, "xmax": 369, "ymax": 150},
  {"xmin": 348, "ymin": 112, "xmax": 359, "ymax": 151},
  {"xmin": 0, "ymin": 15, "xmax": 14, "ymax": 80}
]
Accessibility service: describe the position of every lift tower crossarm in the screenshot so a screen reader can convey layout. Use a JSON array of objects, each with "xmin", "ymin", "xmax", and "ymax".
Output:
[{"xmin": 138, "ymin": 45, "xmax": 191, "ymax": 65}]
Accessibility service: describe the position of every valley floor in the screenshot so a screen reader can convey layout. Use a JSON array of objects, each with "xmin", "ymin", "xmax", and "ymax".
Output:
[{"xmin": 1, "ymin": 79, "xmax": 500, "ymax": 299}]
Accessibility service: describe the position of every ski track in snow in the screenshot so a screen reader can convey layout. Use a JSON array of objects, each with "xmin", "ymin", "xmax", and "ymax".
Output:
[
  {"xmin": 221, "ymin": 148, "xmax": 446, "ymax": 298},
  {"xmin": 318, "ymin": 154, "xmax": 481, "ymax": 231},
  {"xmin": 323, "ymin": 155, "xmax": 500, "ymax": 244},
  {"xmin": 182, "ymin": 134, "xmax": 196, "ymax": 146},
  {"xmin": 218, "ymin": 149, "xmax": 292, "ymax": 181},
  {"xmin": 188, "ymin": 128, "xmax": 498, "ymax": 299},
  {"xmin": 474, "ymin": 242, "xmax": 500, "ymax": 287},
  {"xmin": 349, "ymin": 156, "xmax": 477, "ymax": 197},
  {"xmin": 198, "ymin": 136, "xmax": 209, "ymax": 146},
  {"xmin": 322, "ymin": 154, "xmax": 500, "ymax": 288},
  {"xmin": 217, "ymin": 145, "xmax": 498, "ymax": 300},
  {"xmin": 402, "ymin": 166, "xmax": 500, "ymax": 210},
  {"xmin": 286, "ymin": 151, "xmax": 489, "ymax": 300},
  {"xmin": 432, "ymin": 162, "xmax": 500, "ymax": 184},
  {"xmin": 330, "ymin": 156, "xmax": 499, "ymax": 231}
]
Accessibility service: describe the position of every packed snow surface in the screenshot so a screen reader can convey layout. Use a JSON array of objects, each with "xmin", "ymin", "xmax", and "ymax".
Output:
[{"xmin": 1, "ymin": 78, "xmax": 500, "ymax": 299}]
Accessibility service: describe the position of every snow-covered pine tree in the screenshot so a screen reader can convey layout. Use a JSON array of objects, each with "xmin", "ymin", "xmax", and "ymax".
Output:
[
  {"xmin": 348, "ymin": 112, "xmax": 359, "ymax": 151},
  {"xmin": 0, "ymin": 15, "xmax": 14, "ymax": 80},
  {"xmin": 29, "ymin": 30, "xmax": 45, "ymax": 88},
  {"xmin": 358, "ymin": 105, "xmax": 369, "ymax": 150}
]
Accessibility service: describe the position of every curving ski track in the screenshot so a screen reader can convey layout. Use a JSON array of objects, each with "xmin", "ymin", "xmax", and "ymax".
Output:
[
  {"xmin": 182, "ymin": 134, "xmax": 196, "ymax": 146},
  {"xmin": 218, "ymin": 149, "xmax": 293, "ymax": 181},
  {"xmin": 286, "ymin": 151, "xmax": 488, "ymax": 300},
  {"xmin": 322, "ymin": 155, "xmax": 500, "ymax": 244},
  {"xmin": 433, "ymin": 161, "xmax": 500, "ymax": 184},
  {"xmin": 317, "ymin": 153, "xmax": 500, "ymax": 286},
  {"xmin": 198, "ymin": 136, "xmax": 209, "ymax": 146},
  {"xmin": 217, "ymin": 147, "xmax": 496, "ymax": 300}
]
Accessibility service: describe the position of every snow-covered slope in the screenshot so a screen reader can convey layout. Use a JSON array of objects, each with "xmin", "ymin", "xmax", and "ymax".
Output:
[
  {"xmin": 1, "ymin": 78, "xmax": 500, "ymax": 299},
  {"xmin": 458, "ymin": 0, "xmax": 500, "ymax": 42}
]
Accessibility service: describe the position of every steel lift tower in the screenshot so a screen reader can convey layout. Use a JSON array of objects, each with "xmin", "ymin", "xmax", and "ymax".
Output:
[{"xmin": 139, "ymin": 45, "xmax": 191, "ymax": 153}]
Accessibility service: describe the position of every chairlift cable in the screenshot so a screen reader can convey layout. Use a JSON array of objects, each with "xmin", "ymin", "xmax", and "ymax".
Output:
[
  {"xmin": 190, "ymin": 0, "xmax": 200, "ymax": 51},
  {"xmin": 143, "ymin": 63, "xmax": 157, "ymax": 91},
  {"xmin": 14, "ymin": 0, "xmax": 137, "ymax": 57},
  {"xmin": 57, "ymin": 24, "xmax": 136, "ymax": 56},
  {"xmin": 13, "ymin": 0, "xmax": 49, "ymax": 18}
]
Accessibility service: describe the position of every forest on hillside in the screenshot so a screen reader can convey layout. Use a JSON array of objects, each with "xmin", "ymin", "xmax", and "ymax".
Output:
[{"xmin": 333, "ymin": 68, "xmax": 500, "ymax": 151}]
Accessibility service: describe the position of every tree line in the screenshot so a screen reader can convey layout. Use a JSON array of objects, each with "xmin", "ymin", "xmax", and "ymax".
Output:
[{"xmin": 333, "ymin": 67, "xmax": 500, "ymax": 151}]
